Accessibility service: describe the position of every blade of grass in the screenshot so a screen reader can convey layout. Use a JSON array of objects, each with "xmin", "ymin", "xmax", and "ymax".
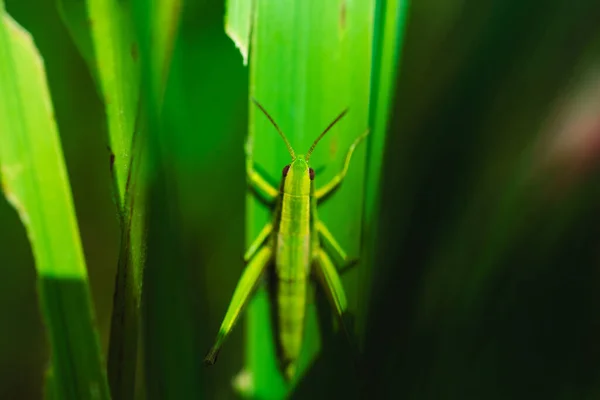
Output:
[
  {"xmin": 107, "ymin": 137, "xmax": 147, "ymax": 400},
  {"xmin": 129, "ymin": 2, "xmax": 196, "ymax": 399},
  {"xmin": 56, "ymin": 0, "xmax": 97, "ymax": 83},
  {"xmin": 0, "ymin": 7, "xmax": 109, "ymax": 400},
  {"xmin": 58, "ymin": 0, "xmax": 139, "ymax": 203},
  {"xmin": 227, "ymin": 0, "xmax": 373, "ymax": 397},
  {"xmin": 57, "ymin": 2, "xmax": 144, "ymax": 398},
  {"xmin": 358, "ymin": 0, "xmax": 411, "ymax": 346}
]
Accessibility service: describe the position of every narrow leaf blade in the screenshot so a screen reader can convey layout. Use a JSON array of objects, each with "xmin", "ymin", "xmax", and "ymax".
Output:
[
  {"xmin": 0, "ymin": 9, "xmax": 109, "ymax": 400},
  {"xmin": 57, "ymin": 2, "xmax": 144, "ymax": 398},
  {"xmin": 358, "ymin": 0, "xmax": 411, "ymax": 344}
]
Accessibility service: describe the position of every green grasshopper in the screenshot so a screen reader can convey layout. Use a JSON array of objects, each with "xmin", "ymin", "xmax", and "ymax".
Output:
[{"xmin": 204, "ymin": 99, "xmax": 368, "ymax": 381}]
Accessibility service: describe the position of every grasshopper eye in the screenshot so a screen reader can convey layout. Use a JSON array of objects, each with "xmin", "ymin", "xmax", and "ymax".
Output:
[
  {"xmin": 282, "ymin": 165, "xmax": 290, "ymax": 177},
  {"xmin": 309, "ymin": 168, "xmax": 315, "ymax": 180}
]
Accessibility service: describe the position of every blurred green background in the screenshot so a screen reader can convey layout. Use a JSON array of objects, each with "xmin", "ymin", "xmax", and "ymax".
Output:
[{"xmin": 2, "ymin": 0, "xmax": 600, "ymax": 399}]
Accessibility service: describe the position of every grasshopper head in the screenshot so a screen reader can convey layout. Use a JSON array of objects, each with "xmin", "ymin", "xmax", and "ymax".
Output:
[
  {"xmin": 282, "ymin": 155, "xmax": 314, "ymax": 196},
  {"xmin": 252, "ymin": 97, "xmax": 349, "ymax": 195}
]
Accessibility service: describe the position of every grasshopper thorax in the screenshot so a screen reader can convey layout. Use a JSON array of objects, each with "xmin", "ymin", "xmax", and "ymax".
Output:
[{"xmin": 282, "ymin": 155, "xmax": 314, "ymax": 196}]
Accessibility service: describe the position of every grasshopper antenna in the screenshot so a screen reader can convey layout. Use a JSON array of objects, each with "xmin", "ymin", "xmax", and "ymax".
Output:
[
  {"xmin": 305, "ymin": 108, "xmax": 349, "ymax": 162},
  {"xmin": 252, "ymin": 98, "xmax": 296, "ymax": 159}
]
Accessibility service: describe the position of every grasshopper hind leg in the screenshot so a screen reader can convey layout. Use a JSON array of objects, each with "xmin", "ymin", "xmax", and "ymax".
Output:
[
  {"xmin": 312, "ymin": 249, "xmax": 360, "ymax": 370},
  {"xmin": 204, "ymin": 245, "xmax": 273, "ymax": 366}
]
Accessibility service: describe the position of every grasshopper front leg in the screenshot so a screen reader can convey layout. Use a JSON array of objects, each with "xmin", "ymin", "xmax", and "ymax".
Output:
[
  {"xmin": 313, "ymin": 249, "xmax": 359, "ymax": 358},
  {"xmin": 204, "ymin": 244, "xmax": 272, "ymax": 365},
  {"xmin": 246, "ymin": 137, "xmax": 278, "ymax": 206},
  {"xmin": 315, "ymin": 129, "xmax": 369, "ymax": 204}
]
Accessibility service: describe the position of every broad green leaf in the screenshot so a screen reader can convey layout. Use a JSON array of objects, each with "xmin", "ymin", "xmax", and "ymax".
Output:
[
  {"xmin": 0, "ymin": 7, "xmax": 109, "ymax": 400},
  {"xmin": 227, "ymin": 0, "xmax": 373, "ymax": 397}
]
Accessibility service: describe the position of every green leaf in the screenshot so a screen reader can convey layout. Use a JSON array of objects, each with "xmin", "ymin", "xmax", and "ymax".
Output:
[
  {"xmin": 358, "ymin": 0, "xmax": 411, "ymax": 345},
  {"xmin": 227, "ymin": 0, "xmax": 373, "ymax": 397},
  {"xmin": 0, "ymin": 7, "xmax": 109, "ymax": 400},
  {"xmin": 58, "ymin": 0, "xmax": 140, "ymax": 203},
  {"xmin": 57, "ymin": 2, "xmax": 144, "ymax": 398},
  {"xmin": 56, "ymin": 0, "xmax": 96, "ymax": 82},
  {"xmin": 129, "ymin": 2, "xmax": 198, "ymax": 399}
]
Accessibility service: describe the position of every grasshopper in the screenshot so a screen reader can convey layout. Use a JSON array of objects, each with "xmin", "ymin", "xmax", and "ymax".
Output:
[{"xmin": 204, "ymin": 99, "xmax": 368, "ymax": 381}]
